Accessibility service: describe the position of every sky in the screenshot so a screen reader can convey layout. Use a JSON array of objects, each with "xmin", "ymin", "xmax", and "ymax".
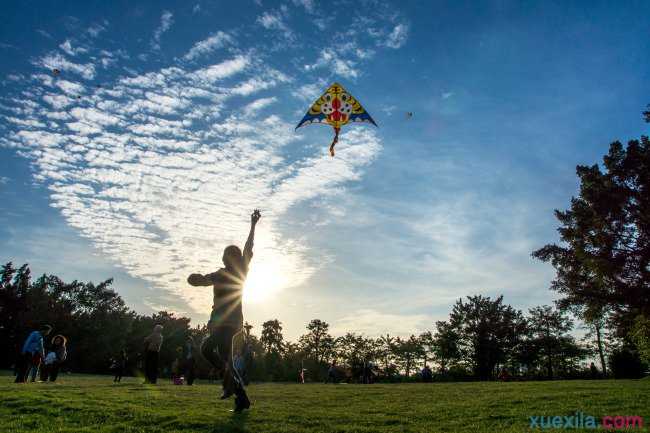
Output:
[{"xmin": 1, "ymin": 0, "xmax": 649, "ymax": 340}]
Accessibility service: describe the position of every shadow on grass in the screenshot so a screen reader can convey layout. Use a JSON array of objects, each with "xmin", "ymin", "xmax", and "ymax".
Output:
[{"xmin": 208, "ymin": 410, "xmax": 249, "ymax": 433}]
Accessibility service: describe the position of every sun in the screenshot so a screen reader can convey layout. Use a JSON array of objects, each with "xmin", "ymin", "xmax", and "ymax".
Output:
[{"xmin": 243, "ymin": 261, "xmax": 288, "ymax": 303}]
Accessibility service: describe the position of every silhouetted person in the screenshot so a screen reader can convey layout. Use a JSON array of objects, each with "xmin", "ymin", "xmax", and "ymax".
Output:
[
  {"xmin": 590, "ymin": 362, "xmax": 599, "ymax": 379},
  {"xmin": 183, "ymin": 336, "xmax": 196, "ymax": 385},
  {"xmin": 114, "ymin": 349, "xmax": 128, "ymax": 383},
  {"xmin": 15, "ymin": 325, "xmax": 51, "ymax": 383},
  {"xmin": 188, "ymin": 209, "xmax": 260, "ymax": 412},
  {"xmin": 143, "ymin": 324, "xmax": 163, "ymax": 384},
  {"xmin": 40, "ymin": 335, "xmax": 67, "ymax": 382},
  {"xmin": 421, "ymin": 365, "xmax": 433, "ymax": 382},
  {"xmin": 327, "ymin": 360, "xmax": 338, "ymax": 383}
]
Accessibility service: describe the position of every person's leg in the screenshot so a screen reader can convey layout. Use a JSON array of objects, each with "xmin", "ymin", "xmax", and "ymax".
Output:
[
  {"xmin": 186, "ymin": 358, "xmax": 195, "ymax": 385},
  {"xmin": 50, "ymin": 364, "xmax": 60, "ymax": 382},
  {"xmin": 40, "ymin": 364, "xmax": 49, "ymax": 382},
  {"xmin": 14, "ymin": 353, "xmax": 29, "ymax": 383},
  {"xmin": 151, "ymin": 352, "xmax": 159, "ymax": 384},
  {"xmin": 143, "ymin": 352, "xmax": 152, "ymax": 383},
  {"xmin": 201, "ymin": 334, "xmax": 224, "ymax": 370},
  {"xmin": 29, "ymin": 359, "xmax": 40, "ymax": 382}
]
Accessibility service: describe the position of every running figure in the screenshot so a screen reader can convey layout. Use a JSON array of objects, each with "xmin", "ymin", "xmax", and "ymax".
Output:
[{"xmin": 188, "ymin": 209, "xmax": 261, "ymax": 412}]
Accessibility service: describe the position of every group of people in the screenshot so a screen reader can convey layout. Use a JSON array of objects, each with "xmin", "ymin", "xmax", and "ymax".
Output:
[
  {"xmin": 13, "ymin": 210, "xmax": 260, "ymax": 414},
  {"xmin": 14, "ymin": 324, "xmax": 68, "ymax": 383}
]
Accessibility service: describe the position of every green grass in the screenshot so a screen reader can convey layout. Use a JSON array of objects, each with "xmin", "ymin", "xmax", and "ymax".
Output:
[{"xmin": 1, "ymin": 374, "xmax": 649, "ymax": 432}]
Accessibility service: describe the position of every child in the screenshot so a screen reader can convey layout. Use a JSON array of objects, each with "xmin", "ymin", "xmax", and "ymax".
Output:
[
  {"xmin": 187, "ymin": 210, "xmax": 260, "ymax": 412},
  {"xmin": 40, "ymin": 335, "xmax": 67, "ymax": 382},
  {"xmin": 171, "ymin": 347, "xmax": 184, "ymax": 385},
  {"xmin": 113, "ymin": 349, "xmax": 128, "ymax": 383}
]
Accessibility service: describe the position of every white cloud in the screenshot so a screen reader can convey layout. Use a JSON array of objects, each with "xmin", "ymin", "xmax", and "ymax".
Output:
[
  {"xmin": 257, "ymin": 11, "xmax": 294, "ymax": 41},
  {"xmin": 59, "ymin": 39, "xmax": 88, "ymax": 56},
  {"xmin": 291, "ymin": 0, "xmax": 315, "ymax": 13},
  {"xmin": 183, "ymin": 31, "xmax": 233, "ymax": 61},
  {"xmin": 87, "ymin": 22, "xmax": 108, "ymax": 38},
  {"xmin": 191, "ymin": 55, "xmax": 249, "ymax": 83},
  {"xmin": 243, "ymin": 97, "xmax": 277, "ymax": 116},
  {"xmin": 151, "ymin": 11, "xmax": 174, "ymax": 50},
  {"xmin": 304, "ymin": 48, "xmax": 359, "ymax": 79},
  {"xmin": 2, "ymin": 47, "xmax": 382, "ymax": 317},
  {"xmin": 39, "ymin": 53, "xmax": 96, "ymax": 80},
  {"xmin": 291, "ymin": 80, "xmax": 326, "ymax": 102},
  {"xmin": 384, "ymin": 23, "xmax": 409, "ymax": 49},
  {"xmin": 331, "ymin": 309, "xmax": 430, "ymax": 337}
]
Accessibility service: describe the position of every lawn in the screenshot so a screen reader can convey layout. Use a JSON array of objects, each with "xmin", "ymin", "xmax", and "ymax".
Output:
[{"xmin": 1, "ymin": 374, "xmax": 649, "ymax": 433}]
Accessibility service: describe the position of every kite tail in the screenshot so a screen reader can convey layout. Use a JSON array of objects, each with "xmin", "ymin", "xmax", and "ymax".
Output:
[{"xmin": 329, "ymin": 127, "xmax": 340, "ymax": 157}]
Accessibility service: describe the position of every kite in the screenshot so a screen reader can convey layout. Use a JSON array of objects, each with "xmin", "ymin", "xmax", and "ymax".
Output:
[{"xmin": 295, "ymin": 82, "xmax": 377, "ymax": 157}]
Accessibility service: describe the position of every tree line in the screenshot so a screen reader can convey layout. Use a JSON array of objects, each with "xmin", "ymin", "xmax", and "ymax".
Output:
[
  {"xmin": 1, "ymin": 107, "xmax": 649, "ymax": 382},
  {"xmin": 0, "ymin": 262, "xmax": 645, "ymax": 382}
]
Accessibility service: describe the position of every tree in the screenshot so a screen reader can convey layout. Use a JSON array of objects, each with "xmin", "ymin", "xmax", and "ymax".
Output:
[
  {"xmin": 630, "ymin": 315, "xmax": 650, "ymax": 365},
  {"xmin": 376, "ymin": 334, "xmax": 394, "ymax": 372},
  {"xmin": 533, "ymin": 134, "xmax": 650, "ymax": 336},
  {"xmin": 449, "ymin": 295, "xmax": 526, "ymax": 380},
  {"xmin": 260, "ymin": 319, "xmax": 284, "ymax": 354},
  {"xmin": 298, "ymin": 319, "xmax": 334, "ymax": 364},
  {"xmin": 432, "ymin": 320, "xmax": 461, "ymax": 373},
  {"xmin": 418, "ymin": 331, "xmax": 435, "ymax": 368},
  {"xmin": 527, "ymin": 306, "xmax": 574, "ymax": 378},
  {"xmin": 393, "ymin": 335, "xmax": 424, "ymax": 378}
]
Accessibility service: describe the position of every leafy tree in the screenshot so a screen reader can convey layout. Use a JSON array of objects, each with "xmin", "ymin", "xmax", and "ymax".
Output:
[
  {"xmin": 533, "ymin": 135, "xmax": 650, "ymax": 335},
  {"xmin": 418, "ymin": 331, "xmax": 435, "ymax": 368},
  {"xmin": 432, "ymin": 320, "xmax": 461, "ymax": 373},
  {"xmin": 260, "ymin": 319, "xmax": 284, "ymax": 354},
  {"xmin": 449, "ymin": 295, "xmax": 526, "ymax": 380},
  {"xmin": 392, "ymin": 335, "xmax": 424, "ymax": 377},
  {"xmin": 527, "ymin": 306, "xmax": 574, "ymax": 378},
  {"xmin": 298, "ymin": 319, "xmax": 334, "ymax": 364},
  {"xmin": 630, "ymin": 315, "xmax": 650, "ymax": 365},
  {"xmin": 376, "ymin": 333, "xmax": 394, "ymax": 372}
]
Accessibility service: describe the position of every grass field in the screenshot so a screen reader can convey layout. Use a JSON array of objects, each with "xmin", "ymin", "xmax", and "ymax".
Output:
[{"xmin": 1, "ymin": 374, "xmax": 649, "ymax": 433}]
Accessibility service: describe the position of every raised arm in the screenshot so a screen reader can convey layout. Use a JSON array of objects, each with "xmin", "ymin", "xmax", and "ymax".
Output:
[{"xmin": 243, "ymin": 209, "xmax": 261, "ymax": 266}]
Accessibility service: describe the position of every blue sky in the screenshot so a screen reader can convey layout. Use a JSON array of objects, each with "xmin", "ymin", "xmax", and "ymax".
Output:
[{"xmin": 1, "ymin": 0, "xmax": 649, "ymax": 339}]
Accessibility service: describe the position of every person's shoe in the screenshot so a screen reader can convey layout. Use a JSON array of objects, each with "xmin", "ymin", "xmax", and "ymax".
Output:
[{"xmin": 233, "ymin": 393, "xmax": 250, "ymax": 412}]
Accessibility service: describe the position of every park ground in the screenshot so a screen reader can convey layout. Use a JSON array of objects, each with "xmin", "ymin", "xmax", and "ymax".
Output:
[{"xmin": 1, "ymin": 374, "xmax": 649, "ymax": 433}]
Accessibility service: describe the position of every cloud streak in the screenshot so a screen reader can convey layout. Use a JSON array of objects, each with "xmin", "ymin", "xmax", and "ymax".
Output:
[{"xmin": 1, "ymin": 45, "xmax": 381, "ymax": 316}]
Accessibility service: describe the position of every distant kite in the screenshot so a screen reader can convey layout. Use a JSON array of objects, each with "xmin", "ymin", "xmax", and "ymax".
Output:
[
  {"xmin": 296, "ymin": 82, "xmax": 377, "ymax": 157},
  {"xmin": 52, "ymin": 68, "xmax": 61, "ymax": 76}
]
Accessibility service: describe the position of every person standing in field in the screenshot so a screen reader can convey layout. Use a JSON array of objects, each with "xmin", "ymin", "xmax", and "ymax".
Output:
[
  {"xmin": 187, "ymin": 209, "xmax": 260, "ymax": 412},
  {"xmin": 15, "ymin": 325, "xmax": 51, "ymax": 383},
  {"xmin": 183, "ymin": 336, "xmax": 196, "ymax": 386},
  {"xmin": 113, "ymin": 349, "xmax": 128, "ymax": 383},
  {"xmin": 143, "ymin": 324, "xmax": 163, "ymax": 384},
  {"xmin": 40, "ymin": 334, "xmax": 67, "ymax": 382}
]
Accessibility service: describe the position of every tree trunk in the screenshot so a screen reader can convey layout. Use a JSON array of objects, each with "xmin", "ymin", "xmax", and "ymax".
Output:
[{"xmin": 595, "ymin": 324, "xmax": 607, "ymax": 377}]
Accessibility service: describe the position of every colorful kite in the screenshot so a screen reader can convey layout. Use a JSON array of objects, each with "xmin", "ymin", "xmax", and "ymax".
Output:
[{"xmin": 295, "ymin": 82, "xmax": 377, "ymax": 157}]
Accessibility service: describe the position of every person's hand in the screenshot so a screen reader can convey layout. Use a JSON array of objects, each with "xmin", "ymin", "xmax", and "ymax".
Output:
[{"xmin": 251, "ymin": 209, "xmax": 261, "ymax": 225}]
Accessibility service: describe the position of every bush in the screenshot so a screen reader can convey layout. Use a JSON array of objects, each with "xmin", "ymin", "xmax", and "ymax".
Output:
[{"xmin": 608, "ymin": 347, "xmax": 647, "ymax": 379}]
